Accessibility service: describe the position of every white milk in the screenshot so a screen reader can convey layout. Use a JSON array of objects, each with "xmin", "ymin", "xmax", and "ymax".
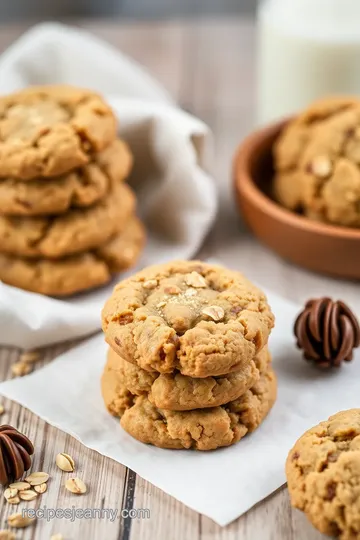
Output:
[{"xmin": 257, "ymin": 0, "xmax": 360, "ymax": 124}]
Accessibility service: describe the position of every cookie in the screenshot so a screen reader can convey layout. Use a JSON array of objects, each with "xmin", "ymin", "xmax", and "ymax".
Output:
[
  {"xmin": 106, "ymin": 368, "xmax": 277, "ymax": 450},
  {"xmin": 0, "ymin": 85, "xmax": 117, "ymax": 180},
  {"xmin": 102, "ymin": 346, "xmax": 271, "ymax": 412},
  {"xmin": 0, "ymin": 182, "xmax": 135, "ymax": 259},
  {"xmin": 0, "ymin": 139, "xmax": 132, "ymax": 216},
  {"xmin": 0, "ymin": 216, "xmax": 145, "ymax": 296},
  {"xmin": 102, "ymin": 261, "xmax": 274, "ymax": 378},
  {"xmin": 286, "ymin": 409, "xmax": 360, "ymax": 539},
  {"xmin": 274, "ymin": 97, "xmax": 360, "ymax": 228},
  {"xmin": 96, "ymin": 215, "xmax": 146, "ymax": 273}
]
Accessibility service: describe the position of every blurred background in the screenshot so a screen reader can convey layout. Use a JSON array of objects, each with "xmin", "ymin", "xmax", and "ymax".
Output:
[{"xmin": 0, "ymin": 0, "xmax": 255, "ymax": 20}]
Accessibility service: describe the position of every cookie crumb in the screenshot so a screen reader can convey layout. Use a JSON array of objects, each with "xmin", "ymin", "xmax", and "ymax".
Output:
[{"xmin": 11, "ymin": 361, "xmax": 32, "ymax": 377}]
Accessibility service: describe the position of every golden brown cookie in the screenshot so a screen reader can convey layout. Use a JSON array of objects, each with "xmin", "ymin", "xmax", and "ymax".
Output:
[
  {"xmin": 0, "ymin": 139, "xmax": 132, "ymax": 216},
  {"xmin": 102, "ymin": 261, "xmax": 274, "ymax": 378},
  {"xmin": 286, "ymin": 409, "xmax": 360, "ymax": 540},
  {"xmin": 0, "ymin": 216, "xmax": 145, "ymax": 296},
  {"xmin": 102, "ymin": 346, "xmax": 271, "ymax": 412},
  {"xmin": 96, "ymin": 215, "xmax": 146, "ymax": 273},
  {"xmin": 0, "ymin": 85, "xmax": 117, "ymax": 180},
  {"xmin": 274, "ymin": 97, "xmax": 360, "ymax": 228},
  {"xmin": 104, "ymin": 368, "xmax": 277, "ymax": 450},
  {"xmin": 0, "ymin": 182, "xmax": 135, "ymax": 259}
]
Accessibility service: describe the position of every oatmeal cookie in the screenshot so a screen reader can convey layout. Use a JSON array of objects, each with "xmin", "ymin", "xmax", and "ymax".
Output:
[
  {"xmin": 286, "ymin": 409, "xmax": 360, "ymax": 539},
  {"xmin": 0, "ymin": 85, "xmax": 117, "ymax": 180},
  {"xmin": 0, "ymin": 139, "xmax": 132, "ymax": 216},
  {"xmin": 105, "ymin": 367, "xmax": 277, "ymax": 450},
  {"xmin": 0, "ymin": 215, "xmax": 145, "ymax": 296},
  {"xmin": 96, "ymin": 215, "xmax": 145, "ymax": 273},
  {"xmin": 0, "ymin": 182, "xmax": 135, "ymax": 259},
  {"xmin": 274, "ymin": 97, "xmax": 360, "ymax": 227},
  {"xmin": 102, "ymin": 261, "xmax": 274, "ymax": 378},
  {"xmin": 102, "ymin": 346, "xmax": 271, "ymax": 411}
]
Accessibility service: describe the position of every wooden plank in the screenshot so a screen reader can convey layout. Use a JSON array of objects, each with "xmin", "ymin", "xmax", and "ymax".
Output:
[
  {"xmin": 0, "ymin": 346, "xmax": 128, "ymax": 539},
  {"xmin": 131, "ymin": 477, "xmax": 200, "ymax": 540}
]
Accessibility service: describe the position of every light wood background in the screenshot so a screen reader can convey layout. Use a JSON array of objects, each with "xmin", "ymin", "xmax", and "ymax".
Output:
[
  {"xmin": 0, "ymin": 17, "xmax": 357, "ymax": 540},
  {"xmin": 0, "ymin": 0, "xmax": 255, "ymax": 22}
]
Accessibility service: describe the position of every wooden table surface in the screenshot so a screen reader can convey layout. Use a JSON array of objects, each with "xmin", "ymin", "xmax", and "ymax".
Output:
[{"xmin": 0, "ymin": 17, "xmax": 357, "ymax": 540}]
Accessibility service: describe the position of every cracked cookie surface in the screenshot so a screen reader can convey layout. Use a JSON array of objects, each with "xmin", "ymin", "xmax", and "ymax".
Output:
[
  {"xmin": 0, "ymin": 182, "xmax": 135, "ymax": 259},
  {"xmin": 0, "ymin": 85, "xmax": 117, "ymax": 180},
  {"xmin": 102, "ymin": 261, "xmax": 274, "ymax": 378},
  {"xmin": 0, "ymin": 215, "xmax": 145, "ymax": 296},
  {"xmin": 104, "ymin": 366, "xmax": 277, "ymax": 450},
  {"xmin": 0, "ymin": 139, "xmax": 132, "ymax": 216},
  {"xmin": 274, "ymin": 97, "xmax": 360, "ymax": 228},
  {"xmin": 286, "ymin": 409, "xmax": 360, "ymax": 540},
  {"xmin": 102, "ymin": 346, "xmax": 271, "ymax": 411}
]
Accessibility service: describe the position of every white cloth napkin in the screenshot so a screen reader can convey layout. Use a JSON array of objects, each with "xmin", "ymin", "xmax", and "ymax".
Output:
[
  {"xmin": 0, "ymin": 23, "xmax": 217, "ymax": 348},
  {"xmin": 1, "ymin": 288, "xmax": 359, "ymax": 526}
]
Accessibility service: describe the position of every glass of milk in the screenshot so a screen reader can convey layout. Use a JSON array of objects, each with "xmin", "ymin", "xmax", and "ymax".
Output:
[{"xmin": 257, "ymin": 0, "xmax": 360, "ymax": 125}]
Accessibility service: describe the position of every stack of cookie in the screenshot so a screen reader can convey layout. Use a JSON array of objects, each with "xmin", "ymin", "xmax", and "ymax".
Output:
[
  {"xmin": 0, "ymin": 85, "xmax": 145, "ymax": 296},
  {"xmin": 101, "ymin": 261, "xmax": 277, "ymax": 451}
]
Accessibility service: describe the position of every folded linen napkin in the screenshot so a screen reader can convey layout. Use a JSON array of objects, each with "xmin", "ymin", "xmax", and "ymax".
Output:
[{"xmin": 0, "ymin": 23, "xmax": 217, "ymax": 348}]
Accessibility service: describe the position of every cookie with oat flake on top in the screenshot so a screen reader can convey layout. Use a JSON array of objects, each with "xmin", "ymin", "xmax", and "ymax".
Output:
[
  {"xmin": 274, "ymin": 96, "xmax": 360, "ymax": 228},
  {"xmin": 102, "ymin": 260, "xmax": 274, "ymax": 378},
  {"xmin": 0, "ymin": 85, "xmax": 117, "ymax": 180}
]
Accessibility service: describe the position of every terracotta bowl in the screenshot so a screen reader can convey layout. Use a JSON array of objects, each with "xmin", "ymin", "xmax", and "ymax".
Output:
[{"xmin": 234, "ymin": 120, "xmax": 360, "ymax": 280}]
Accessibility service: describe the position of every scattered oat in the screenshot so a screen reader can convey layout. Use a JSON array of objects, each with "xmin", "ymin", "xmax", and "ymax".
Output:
[
  {"xmin": 9, "ymin": 482, "xmax": 30, "ymax": 490},
  {"xmin": 19, "ymin": 351, "xmax": 41, "ymax": 364},
  {"xmin": 4, "ymin": 488, "xmax": 18, "ymax": 502},
  {"xmin": 7, "ymin": 497, "xmax": 20, "ymax": 505},
  {"xmin": 7, "ymin": 495, "xmax": 20, "ymax": 504},
  {"xmin": 143, "ymin": 279, "xmax": 157, "ymax": 290},
  {"xmin": 11, "ymin": 362, "xmax": 32, "ymax": 377},
  {"xmin": 56, "ymin": 453, "xmax": 75, "ymax": 472},
  {"xmin": 201, "ymin": 305, "xmax": 225, "ymax": 322},
  {"xmin": 0, "ymin": 530, "xmax": 16, "ymax": 540},
  {"xmin": 51, "ymin": 534, "xmax": 64, "ymax": 540},
  {"xmin": 184, "ymin": 288, "xmax": 197, "ymax": 297},
  {"xmin": 34, "ymin": 483, "xmax": 47, "ymax": 494},
  {"xmin": 25, "ymin": 472, "xmax": 49, "ymax": 486},
  {"xmin": 310, "ymin": 156, "xmax": 332, "ymax": 178},
  {"xmin": 65, "ymin": 477, "xmax": 87, "ymax": 495},
  {"xmin": 157, "ymin": 301, "xmax": 166, "ymax": 308},
  {"xmin": 19, "ymin": 490, "xmax": 37, "ymax": 501},
  {"xmin": 4, "ymin": 488, "xmax": 20, "ymax": 505},
  {"xmin": 164, "ymin": 286, "xmax": 181, "ymax": 295},
  {"xmin": 7, "ymin": 513, "xmax": 35, "ymax": 528},
  {"xmin": 185, "ymin": 272, "xmax": 207, "ymax": 288}
]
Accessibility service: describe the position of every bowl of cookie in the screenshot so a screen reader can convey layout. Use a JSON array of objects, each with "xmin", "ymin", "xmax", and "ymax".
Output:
[{"xmin": 234, "ymin": 97, "xmax": 360, "ymax": 280}]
